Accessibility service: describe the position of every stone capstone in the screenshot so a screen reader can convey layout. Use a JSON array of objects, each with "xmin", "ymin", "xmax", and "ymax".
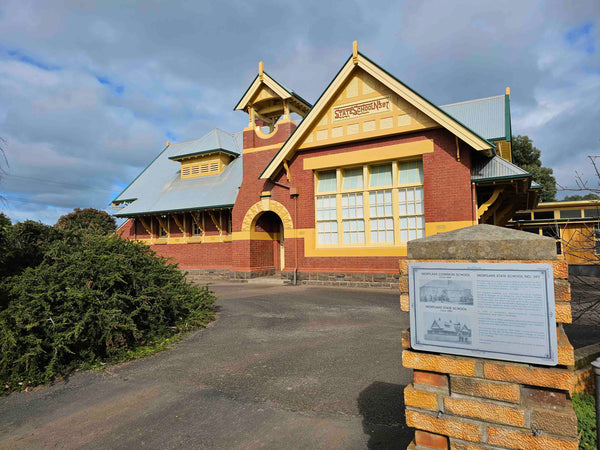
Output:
[{"xmin": 407, "ymin": 224, "xmax": 557, "ymax": 260}]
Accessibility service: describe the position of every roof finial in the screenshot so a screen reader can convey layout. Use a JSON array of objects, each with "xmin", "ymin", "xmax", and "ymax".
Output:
[
  {"xmin": 505, "ymin": 86, "xmax": 510, "ymax": 96},
  {"xmin": 259, "ymin": 61, "xmax": 264, "ymax": 80},
  {"xmin": 166, "ymin": 141, "xmax": 170, "ymax": 147},
  {"xmin": 352, "ymin": 40, "xmax": 358, "ymax": 64}
]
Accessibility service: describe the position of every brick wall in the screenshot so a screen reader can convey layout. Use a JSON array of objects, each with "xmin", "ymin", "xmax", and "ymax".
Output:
[
  {"xmin": 120, "ymin": 127, "xmax": 476, "ymax": 275},
  {"xmin": 150, "ymin": 242, "xmax": 232, "ymax": 270},
  {"xmin": 400, "ymin": 259, "xmax": 580, "ymax": 450}
]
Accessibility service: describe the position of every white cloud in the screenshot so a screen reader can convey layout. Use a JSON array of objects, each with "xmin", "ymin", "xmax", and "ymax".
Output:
[{"xmin": 0, "ymin": 0, "xmax": 598, "ymax": 222}]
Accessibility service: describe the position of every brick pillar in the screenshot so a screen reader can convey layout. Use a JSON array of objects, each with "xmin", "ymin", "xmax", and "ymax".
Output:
[{"xmin": 399, "ymin": 224, "xmax": 579, "ymax": 450}]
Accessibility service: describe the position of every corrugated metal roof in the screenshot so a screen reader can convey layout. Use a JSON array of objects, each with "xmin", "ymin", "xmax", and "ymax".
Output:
[
  {"xmin": 471, "ymin": 155, "xmax": 531, "ymax": 181},
  {"xmin": 113, "ymin": 129, "xmax": 243, "ymax": 216},
  {"xmin": 441, "ymin": 95, "xmax": 506, "ymax": 141}
]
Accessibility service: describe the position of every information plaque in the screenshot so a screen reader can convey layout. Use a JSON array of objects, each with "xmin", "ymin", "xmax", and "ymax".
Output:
[{"xmin": 409, "ymin": 262, "xmax": 558, "ymax": 366}]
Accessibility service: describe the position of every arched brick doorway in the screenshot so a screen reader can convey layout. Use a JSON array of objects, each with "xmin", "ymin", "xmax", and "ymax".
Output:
[{"xmin": 254, "ymin": 211, "xmax": 285, "ymax": 271}]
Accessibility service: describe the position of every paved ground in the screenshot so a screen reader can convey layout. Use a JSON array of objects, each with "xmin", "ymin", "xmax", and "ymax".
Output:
[{"xmin": 0, "ymin": 283, "xmax": 413, "ymax": 449}]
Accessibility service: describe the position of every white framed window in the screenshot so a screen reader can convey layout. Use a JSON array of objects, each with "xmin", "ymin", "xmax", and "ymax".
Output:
[
  {"xmin": 342, "ymin": 193, "xmax": 365, "ymax": 244},
  {"xmin": 370, "ymin": 164, "xmax": 393, "ymax": 187},
  {"xmin": 369, "ymin": 190, "xmax": 394, "ymax": 243},
  {"xmin": 314, "ymin": 160, "xmax": 425, "ymax": 247},
  {"xmin": 316, "ymin": 195, "xmax": 338, "ymax": 244},
  {"xmin": 399, "ymin": 187, "xmax": 425, "ymax": 241}
]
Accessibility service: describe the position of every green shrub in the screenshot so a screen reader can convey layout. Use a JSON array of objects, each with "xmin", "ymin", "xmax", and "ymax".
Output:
[
  {"xmin": 572, "ymin": 392, "xmax": 597, "ymax": 450},
  {"xmin": 0, "ymin": 230, "xmax": 215, "ymax": 392},
  {"xmin": 55, "ymin": 208, "xmax": 116, "ymax": 234}
]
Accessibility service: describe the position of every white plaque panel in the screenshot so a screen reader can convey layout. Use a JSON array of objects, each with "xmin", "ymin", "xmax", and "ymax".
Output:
[{"xmin": 409, "ymin": 262, "xmax": 558, "ymax": 365}]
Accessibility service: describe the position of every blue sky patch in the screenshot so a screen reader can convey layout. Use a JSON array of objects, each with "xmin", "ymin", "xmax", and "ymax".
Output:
[
  {"xmin": 165, "ymin": 130, "xmax": 177, "ymax": 142},
  {"xmin": 565, "ymin": 23, "xmax": 596, "ymax": 54},
  {"xmin": 96, "ymin": 76, "xmax": 124, "ymax": 95},
  {"xmin": 4, "ymin": 47, "xmax": 60, "ymax": 71}
]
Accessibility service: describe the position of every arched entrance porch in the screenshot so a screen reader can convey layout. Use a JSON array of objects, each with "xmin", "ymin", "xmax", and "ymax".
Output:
[{"xmin": 254, "ymin": 211, "xmax": 285, "ymax": 271}]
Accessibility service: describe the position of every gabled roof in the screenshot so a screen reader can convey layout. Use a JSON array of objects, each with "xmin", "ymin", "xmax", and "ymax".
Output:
[
  {"xmin": 471, "ymin": 155, "xmax": 532, "ymax": 182},
  {"xmin": 112, "ymin": 129, "xmax": 243, "ymax": 217},
  {"xmin": 234, "ymin": 70, "xmax": 311, "ymax": 112},
  {"xmin": 168, "ymin": 128, "xmax": 241, "ymax": 159},
  {"xmin": 441, "ymin": 94, "xmax": 510, "ymax": 142},
  {"xmin": 169, "ymin": 148, "xmax": 239, "ymax": 162},
  {"xmin": 259, "ymin": 52, "xmax": 496, "ymax": 180}
]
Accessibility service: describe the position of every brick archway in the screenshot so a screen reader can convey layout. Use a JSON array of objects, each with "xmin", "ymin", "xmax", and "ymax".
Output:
[{"xmin": 241, "ymin": 199, "xmax": 294, "ymax": 232}]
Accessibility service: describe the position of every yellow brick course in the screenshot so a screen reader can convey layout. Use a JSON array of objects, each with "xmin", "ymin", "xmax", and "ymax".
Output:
[
  {"xmin": 531, "ymin": 407, "xmax": 578, "ymax": 438},
  {"xmin": 449, "ymin": 439, "xmax": 498, "ymax": 450},
  {"xmin": 450, "ymin": 376, "xmax": 520, "ymax": 403},
  {"xmin": 398, "ymin": 276, "xmax": 409, "ymax": 293},
  {"xmin": 557, "ymin": 326, "xmax": 575, "ymax": 366},
  {"xmin": 486, "ymin": 426, "xmax": 578, "ymax": 450},
  {"xmin": 555, "ymin": 302, "xmax": 572, "ymax": 324},
  {"xmin": 443, "ymin": 397, "xmax": 525, "ymax": 427},
  {"xmin": 483, "ymin": 362, "xmax": 574, "ymax": 391},
  {"xmin": 402, "ymin": 329, "xmax": 411, "ymax": 349},
  {"xmin": 553, "ymin": 279, "xmax": 571, "ymax": 302},
  {"xmin": 400, "ymin": 294, "xmax": 409, "ymax": 311},
  {"xmin": 403, "ymin": 351, "xmax": 477, "ymax": 376},
  {"xmin": 405, "ymin": 410, "xmax": 481, "ymax": 442},
  {"xmin": 404, "ymin": 384, "xmax": 438, "ymax": 410}
]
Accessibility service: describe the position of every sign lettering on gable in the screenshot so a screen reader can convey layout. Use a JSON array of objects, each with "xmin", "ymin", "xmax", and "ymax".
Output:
[{"xmin": 332, "ymin": 96, "xmax": 392, "ymax": 122}]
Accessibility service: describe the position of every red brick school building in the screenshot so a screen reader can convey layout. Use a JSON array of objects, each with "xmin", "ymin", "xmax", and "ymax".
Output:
[{"xmin": 113, "ymin": 43, "xmax": 538, "ymax": 283}]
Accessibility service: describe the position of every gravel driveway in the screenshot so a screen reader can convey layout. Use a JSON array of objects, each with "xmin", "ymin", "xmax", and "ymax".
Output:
[{"xmin": 0, "ymin": 283, "xmax": 413, "ymax": 449}]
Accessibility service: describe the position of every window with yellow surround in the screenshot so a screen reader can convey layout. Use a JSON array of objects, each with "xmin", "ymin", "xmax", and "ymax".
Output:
[{"xmin": 314, "ymin": 160, "xmax": 425, "ymax": 246}]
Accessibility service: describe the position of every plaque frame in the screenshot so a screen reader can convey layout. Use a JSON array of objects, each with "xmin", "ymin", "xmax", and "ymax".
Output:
[{"xmin": 408, "ymin": 262, "xmax": 558, "ymax": 366}]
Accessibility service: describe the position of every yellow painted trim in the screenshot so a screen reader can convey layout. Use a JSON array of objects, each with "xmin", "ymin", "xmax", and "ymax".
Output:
[
  {"xmin": 243, "ymin": 143, "xmax": 282, "ymax": 154},
  {"xmin": 295, "ymin": 220, "xmax": 474, "ymax": 257},
  {"xmin": 359, "ymin": 58, "xmax": 493, "ymax": 153},
  {"xmin": 138, "ymin": 217, "xmax": 152, "ymax": 236},
  {"xmin": 187, "ymin": 235, "xmax": 232, "ymax": 243},
  {"xmin": 477, "ymin": 187, "xmax": 503, "ymax": 219},
  {"xmin": 254, "ymin": 125, "xmax": 278, "ymax": 140},
  {"xmin": 283, "ymin": 160, "xmax": 291, "ymax": 182},
  {"xmin": 232, "ymin": 231, "xmax": 278, "ymax": 241},
  {"xmin": 261, "ymin": 55, "xmax": 493, "ymax": 179},
  {"xmin": 303, "ymin": 139, "xmax": 433, "ymax": 170},
  {"xmin": 241, "ymin": 199, "xmax": 294, "ymax": 232},
  {"xmin": 235, "ymin": 72, "xmax": 292, "ymax": 111},
  {"xmin": 424, "ymin": 220, "xmax": 474, "ymax": 236},
  {"xmin": 298, "ymin": 122, "xmax": 438, "ymax": 151},
  {"xmin": 297, "ymin": 228, "xmax": 407, "ymax": 257}
]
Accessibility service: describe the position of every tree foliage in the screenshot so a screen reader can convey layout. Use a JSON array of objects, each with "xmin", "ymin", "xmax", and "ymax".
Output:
[
  {"xmin": 511, "ymin": 135, "xmax": 557, "ymax": 202},
  {"xmin": 55, "ymin": 208, "xmax": 116, "ymax": 234},
  {"xmin": 563, "ymin": 193, "xmax": 600, "ymax": 201},
  {"xmin": 0, "ymin": 222, "xmax": 215, "ymax": 392}
]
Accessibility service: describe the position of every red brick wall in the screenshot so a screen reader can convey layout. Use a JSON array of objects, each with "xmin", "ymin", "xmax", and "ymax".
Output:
[
  {"xmin": 231, "ymin": 128, "xmax": 475, "ymax": 274},
  {"xmin": 422, "ymin": 132, "xmax": 472, "ymax": 222},
  {"xmin": 121, "ymin": 126, "xmax": 475, "ymax": 274},
  {"xmin": 150, "ymin": 242, "xmax": 232, "ymax": 270}
]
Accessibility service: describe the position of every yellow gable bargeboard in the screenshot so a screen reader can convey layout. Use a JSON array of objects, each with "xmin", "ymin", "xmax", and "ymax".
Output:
[{"xmin": 298, "ymin": 69, "xmax": 439, "ymax": 149}]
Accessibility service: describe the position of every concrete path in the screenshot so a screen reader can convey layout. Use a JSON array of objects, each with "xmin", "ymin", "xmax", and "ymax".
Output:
[{"xmin": 0, "ymin": 283, "xmax": 413, "ymax": 449}]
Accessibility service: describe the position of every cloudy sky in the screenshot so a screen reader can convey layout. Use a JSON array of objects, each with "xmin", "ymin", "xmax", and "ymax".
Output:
[{"xmin": 0, "ymin": 1, "xmax": 598, "ymax": 224}]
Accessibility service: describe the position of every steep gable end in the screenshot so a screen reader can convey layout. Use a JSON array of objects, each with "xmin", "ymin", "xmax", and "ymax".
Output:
[
  {"xmin": 260, "ymin": 50, "xmax": 495, "ymax": 180},
  {"xmin": 297, "ymin": 68, "xmax": 439, "ymax": 150}
]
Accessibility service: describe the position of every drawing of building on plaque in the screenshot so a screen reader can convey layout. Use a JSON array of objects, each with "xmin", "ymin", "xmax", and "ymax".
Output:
[
  {"xmin": 419, "ymin": 280, "xmax": 474, "ymax": 305},
  {"xmin": 425, "ymin": 316, "xmax": 472, "ymax": 344}
]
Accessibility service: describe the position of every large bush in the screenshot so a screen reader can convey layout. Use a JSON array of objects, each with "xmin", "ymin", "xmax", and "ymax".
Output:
[
  {"xmin": 0, "ymin": 229, "xmax": 215, "ymax": 391},
  {"xmin": 55, "ymin": 207, "xmax": 116, "ymax": 234}
]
